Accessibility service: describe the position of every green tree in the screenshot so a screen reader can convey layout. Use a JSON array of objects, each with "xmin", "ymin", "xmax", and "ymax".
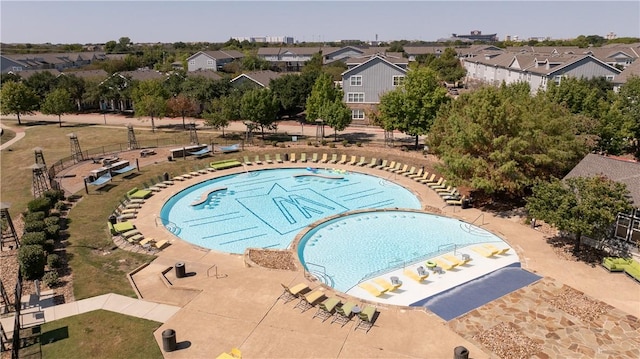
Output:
[
  {"xmin": 24, "ymin": 70, "xmax": 57, "ymax": 101},
  {"xmin": 56, "ymin": 74, "xmax": 86, "ymax": 111},
  {"xmin": 240, "ymin": 88, "xmax": 279, "ymax": 139},
  {"xmin": 241, "ymin": 54, "xmax": 272, "ymax": 71},
  {"xmin": 526, "ymin": 176, "xmax": 632, "ymax": 253},
  {"xmin": 426, "ymin": 48, "xmax": 467, "ymax": 83},
  {"xmin": 321, "ymin": 97, "xmax": 352, "ymax": 140},
  {"xmin": 203, "ymin": 94, "xmax": 241, "ymax": 137},
  {"xmin": 270, "ymin": 73, "xmax": 316, "ymax": 117},
  {"xmin": 131, "ymin": 80, "xmax": 167, "ymax": 132},
  {"xmin": 41, "ymin": 88, "xmax": 74, "ymax": 127},
  {"xmin": 428, "ymin": 82, "xmax": 588, "ymax": 197},
  {"xmin": 18, "ymin": 245, "xmax": 46, "ymax": 280},
  {"xmin": 0, "ymin": 72, "xmax": 21, "ymax": 88},
  {"xmin": 166, "ymin": 94, "xmax": 198, "ymax": 129},
  {"xmin": 0, "ymin": 81, "xmax": 40, "ymax": 125},
  {"xmin": 305, "ymin": 73, "xmax": 340, "ymax": 124},
  {"xmin": 615, "ymin": 76, "xmax": 640, "ymax": 158},
  {"xmin": 379, "ymin": 67, "xmax": 450, "ymax": 148}
]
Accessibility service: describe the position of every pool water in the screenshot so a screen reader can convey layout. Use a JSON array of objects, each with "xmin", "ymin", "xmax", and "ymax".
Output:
[
  {"xmin": 297, "ymin": 210, "xmax": 506, "ymax": 292},
  {"xmin": 160, "ymin": 168, "xmax": 421, "ymax": 253}
]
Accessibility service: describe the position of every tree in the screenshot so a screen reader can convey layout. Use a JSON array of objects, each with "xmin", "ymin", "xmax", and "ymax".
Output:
[
  {"xmin": 41, "ymin": 88, "xmax": 74, "ymax": 127},
  {"xmin": 321, "ymin": 97, "xmax": 352, "ymax": 140},
  {"xmin": 305, "ymin": 73, "xmax": 340, "ymax": 125},
  {"xmin": 203, "ymin": 94, "xmax": 241, "ymax": 137},
  {"xmin": 131, "ymin": 80, "xmax": 167, "ymax": 132},
  {"xmin": 0, "ymin": 81, "xmax": 39, "ymax": 125},
  {"xmin": 166, "ymin": 94, "xmax": 198, "ymax": 129},
  {"xmin": 241, "ymin": 54, "xmax": 272, "ymax": 71},
  {"xmin": 240, "ymin": 88, "xmax": 279, "ymax": 139},
  {"xmin": 270, "ymin": 73, "xmax": 316, "ymax": 117},
  {"xmin": 18, "ymin": 245, "xmax": 46, "ymax": 280},
  {"xmin": 428, "ymin": 82, "xmax": 589, "ymax": 197},
  {"xmin": 23, "ymin": 70, "xmax": 57, "ymax": 101},
  {"xmin": 526, "ymin": 176, "xmax": 632, "ymax": 253},
  {"xmin": 615, "ymin": 76, "xmax": 640, "ymax": 158},
  {"xmin": 425, "ymin": 48, "xmax": 467, "ymax": 83},
  {"xmin": 378, "ymin": 67, "xmax": 450, "ymax": 148},
  {"xmin": 55, "ymin": 74, "xmax": 85, "ymax": 110},
  {"xmin": 0, "ymin": 72, "xmax": 21, "ymax": 88}
]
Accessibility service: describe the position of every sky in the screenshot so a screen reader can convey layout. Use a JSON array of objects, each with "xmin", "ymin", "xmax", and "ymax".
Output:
[{"xmin": 1, "ymin": 1, "xmax": 639, "ymax": 44}]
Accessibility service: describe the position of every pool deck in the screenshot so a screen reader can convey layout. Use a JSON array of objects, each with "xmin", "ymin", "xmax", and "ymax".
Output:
[{"xmin": 124, "ymin": 160, "xmax": 640, "ymax": 358}]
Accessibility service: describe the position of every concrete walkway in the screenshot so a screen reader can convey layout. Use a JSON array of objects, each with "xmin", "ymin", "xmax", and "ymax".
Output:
[
  {"xmin": 0, "ymin": 122, "xmax": 26, "ymax": 150},
  {"xmin": 0, "ymin": 290, "xmax": 181, "ymax": 334}
]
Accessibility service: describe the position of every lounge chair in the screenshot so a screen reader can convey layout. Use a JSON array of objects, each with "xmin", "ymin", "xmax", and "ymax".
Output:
[
  {"xmin": 254, "ymin": 155, "xmax": 263, "ymax": 165},
  {"xmin": 294, "ymin": 289, "xmax": 326, "ymax": 312},
  {"xmin": 275, "ymin": 153, "xmax": 284, "ymax": 163},
  {"xmin": 445, "ymin": 196, "xmax": 466, "ymax": 206},
  {"xmin": 230, "ymin": 348, "xmax": 242, "ymax": 358},
  {"xmin": 426, "ymin": 177, "xmax": 444, "ymax": 188},
  {"xmin": 375, "ymin": 159, "xmax": 388, "ymax": 170},
  {"xmin": 154, "ymin": 239, "xmax": 169, "ymax": 249},
  {"xmin": 443, "ymin": 254, "xmax": 469, "ymax": 267},
  {"xmin": 433, "ymin": 258, "xmax": 455, "ymax": 270},
  {"xmin": 418, "ymin": 173, "xmax": 435, "ymax": 184},
  {"xmin": 358, "ymin": 282, "xmax": 388, "ymax": 297},
  {"xmin": 355, "ymin": 306, "xmax": 377, "ymax": 333},
  {"xmin": 310, "ymin": 153, "xmax": 319, "ymax": 162},
  {"xmin": 403, "ymin": 267, "xmax": 429, "ymax": 282},
  {"xmin": 278, "ymin": 282, "xmax": 311, "ymax": 303},
  {"xmin": 331, "ymin": 301, "xmax": 357, "ymax": 326},
  {"xmin": 472, "ymin": 246, "xmax": 496, "ymax": 257},
  {"xmin": 290, "ymin": 153, "xmax": 297, "ymax": 163},
  {"xmin": 312, "ymin": 297, "xmax": 341, "ymax": 322},
  {"xmin": 356, "ymin": 156, "xmax": 367, "ymax": 166},
  {"xmin": 264, "ymin": 154, "xmax": 273, "ymax": 164},
  {"xmin": 602, "ymin": 257, "xmax": 632, "ymax": 272},
  {"xmin": 366, "ymin": 158, "xmax": 378, "ymax": 168},
  {"xmin": 243, "ymin": 156, "xmax": 253, "ymax": 165},
  {"xmin": 483, "ymin": 244, "xmax": 510, "ymax": 255},
  {"xmin": 435, "ymin": 185, "xmax": 455, "ymax": 194},
  {"xmin": 347, "ymin": 155, "xmax": 357, "ymax": 165},
  {"xmin": 392, "ymin": 164, "xmax": 408, "ymax": 174},
  {"xmin": 624, "ymin": 260, "xmax": 640, "ymax": 282},
  {"xmin": 383, "ymin": 161, "xmax": 397, "ymax": 171},
  {"xmin": 139, "ymin": 237, "xmax": 154, "ymax": 247},
  {"xmin": 430, "ymin": 180, "xmax": 448, "ymax": 190},
  {"xmin": 373, "ymin": 278, "xmax": 402, "ymax": 292},
  {"xmin": 328, "ymin": 154, "xmax": 338, "ymax": 164},
  {"xmin": 409, "ymin": 168, "xmax": 423, "ymax": 179},
  {"xmin": 149, "ymin": 178, "xmax": 168, "ymax": 189},
  {"xmin": 402, "ymin": 166, "xmax": 416, "ymax": 177},
  {"xmin": 300, "ymin": 153, "xmax": 307, "ymax": 163},
  {"xmin": 118, "ymin": 212, "xmax": 137, "ymax": 221},
  {"xmin": 337, "ymin": 154, "xmax": 348, "ymax": 164},
  {"xmin": 319, "ymin": 153, "xmax": 329, "ymax": 163}
]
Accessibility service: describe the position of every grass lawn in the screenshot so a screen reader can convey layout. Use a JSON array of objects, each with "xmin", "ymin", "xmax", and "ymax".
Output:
[
  {"xmin": 1, "ymin": 127, "xmax": 16, "ymax": 144},
  {"xmin": 39, "ymin": 310, "xmax": 163, "ymax": 359}
]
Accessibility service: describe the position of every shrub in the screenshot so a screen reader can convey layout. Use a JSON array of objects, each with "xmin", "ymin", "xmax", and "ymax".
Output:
[
  {"xmin": 18, "ymin": 245, "xmax": 46, "ymax": 280},
  {"xmin": 54, "ymin": 201, "xmax": 67, "ymax": 211},
  {"xmin": 44, "ymin": 240, "xmax": 55, "ymax": 253},
  {"xmin": 21, "ymin": 232, "xmax": 47, "ymax": 246},
  {"xmin": 307, "ymin": 141, "xmax": 313, "ymax": 146},
  {"xmin": 47, "ymin": 253, "xmax": 62, "ymax": 269},
  {"xmin": 278, "ymin": 142, "xmax": 286, "ymax": 148},
  {"xmin": 342, "ymin": 140, "xmax": 349, "ymax": 147},
  {"xmin": 321, "ymin": 140, "xmax": 328, "ymax": 146},
  {"xmin": 45, "ymin": 225, "xmax": 60, "ymax": 241},
  {"xmin": 356, "ymin": 142, "xmax": 363, "ymax": 147},
  {"xmin": 24, "ymin": 220, "xmax": 45, "ymax": 233},
  {"xmin": 28, "ymin": 197, "xmax": 52, "ymax": 214},
  {"xmin": 25, "ymin": 211, "xmax": 46, "ymax": 222},
  {"xmin": 42, "ymin": 271, "xmax": 59, "ymax": 288},
  {"xmin": 43, "ymin": 189, "xmax": 65, "ymax": 202},
  {"xmin": 329, "ymin": 143, "xmax": 336, "ymax": 148},
  {"xmin": 44, "ymin": 216, "xmax": 59, "ymax": 227}
]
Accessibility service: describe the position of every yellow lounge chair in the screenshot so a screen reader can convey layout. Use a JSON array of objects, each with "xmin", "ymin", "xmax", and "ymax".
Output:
[
  {"xmin": 366, "ymin": 157, "xmax": 378, "ymax": 167},
  {"xmin": 347, "ymin": 155, "xmax": 357, "ymax": 165},
  {"xmin": 243, "ymin": 156, "xmax": 253, "ymax": 165},
  {"xmin": 409, "ymin": 168, "xmax": 423, "ymax": 178},
  {"xmin": 154, "ymin": 239, "xmax": 169, "ymax": 250},
  {"xmin": 375, "ymin": 159, "xmax": 388, "ymax": 170},
  {"xmin": 418, "ymin": 173, "xmax": 436, "ymax": 184},
  {"xmin": 472, "ymin": 246, "xmax": 496, "ymax": 257},
  {"xmin": 373, "ymin": 278, "xmax": 402, "ymax": 292},
  {"xmin": 443, "ymin": 254, "xmax": 469, "ymax": 266},
  {"xmin": 278, "ymin": 282, "xmax": 310, "ymax": 303},
  {"xmin": 310, "ymin": 153, "xmax": 319, "ymax": 162},
  {"xmin": 484, "ymin": 244, "xmax": 510, "ymax": 255},
  {"xmin": 264, "ymin": 154, "xmax": 273, "ymax": 164},
  {"xmin": 328, "ymin": 154, "xmax": 338, "ymax": 164},
  {"xmin": 356, "ymin": 156, "xmax": 367, "ymax": 166},
  {"xmin": 358, "ymin": 282, "xmax": 388, "ymax": 297},
  {"xmin": 433, "ymin": 258, "xmax": 455, "ymax": 270},
  {"xmin": 403, "ymin": 268, "xmax": 429, "ymax": 282},
  {"xmin": 319, "ymin": 153, "xmax": 329, "ymax": 163},
  {"xmin": 290, "ymin": 153, "xmax": 297, "ymax": 162},
  {"xmin": 337, "ymin": 154, "xmax": 348, "ymax": 164},
  {"xmin": 402, "ymin": 166, "xmax": 416, "ymax": 176},
  {"xmin": 275, "ymin": 153, "xmax": 283, "ymax": 163},
  {"xmin": 294, "ymin": 289, "xmax": 326, "ymax": 312},
  {"xmin": 300, "ymin": 153, "xmax": 307, "ymax": 162},
  {"xmin": 393, "ymin": 164, "xmax": 408, "ymax": 174}
]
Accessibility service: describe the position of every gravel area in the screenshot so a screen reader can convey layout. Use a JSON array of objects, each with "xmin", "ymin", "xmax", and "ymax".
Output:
[
  {"xmin": 473, "ymin": 322, "xmax": 543, "ymax": 359},
  {"xmin": 247, "ymin": 249, "xmax": 298, "ymax": 271},
  {"xmin": 549, "ymin": 287, "xmax": 610, "ymax": 323}
]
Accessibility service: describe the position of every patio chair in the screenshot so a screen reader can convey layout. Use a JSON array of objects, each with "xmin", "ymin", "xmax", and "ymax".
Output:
[
  {"xmin": 403, "ymin": 267, "xmax": 429, "ymax": 283},
  {"xmin": 472, "ymin": 246, "xmax": 496, "ymax": 257},
  {"xmin": 337, "ymin": 154, "xmax": 347, "ymax": 164},
  {"xmin": 358, "ymin": 282, "xmax": 388, "ymax": 297},
  {"xmin": 393, "ymin": 164, "xmax": 408, "ymax": 174},
  {"xmin": 254, "ymin": 155, "xmax": 263, "ymax": 165},
  {"xmin": 383, "ymin": 161, "xmax": 396, "ymax": 171},
  {"xmin": 402, "ymin": 166, "xmax": 416, "ymax": 177},
  {"xmin": 243, "ymin": 156, "xmax": 253, "ymax": 165},
  {"xmin": 373, "ymin": 277, "xmax": 402, "ymax": 292},
  {"xmin": 319, "ymin": 153, "xmax": 329, "ymax": 163},
  {"xmin": 275, "ymin": 153, "xmax": 284, "ymax": 163},
  {"xmin": 264, "ymin": 154, "xmax": 273, "ymax": 164},
  {"xmin": 347, "ymin": 155, "xmax": 357, "ymax": 165},
  {"xmin": 388, "ymin": 162, "xmax": 402, "ymax": 172},
  {"xmin": 310, "ymin": 153, "xmax": 319, "ymax": 162},
  {"xmin": 294, "ymin": 289, "xmax": 326, "ymax": 312},
  {"xmin": 366, "ymin": 157, "xmax": 378, "ymax": 167},
  {"xmin": 409, "ymin": 168, "xmax": 424, "ymax": 179},
  {"xmin": 290, "ymin": 153, "xmax": 297, "ymax": 163},
  {"xmin": 354, "ymin": 306, "xmax": 377, "ymax": 333},
  {"xmin": 356, "ymin": 156, "xmax": 367, "ymax": 166},
  {"xmin": 331, "ymin": 301, "xmax": 357, "ymax": 326},
  {"xmin": 483, "ymin": 243, "xmax": 510, "ymax": 255},
  {"xmin": 374, "ymin": 159, "xmax": 388, "ymax": 170},
  {"xmin": 328, "ymin": 154, "xmax": 339, "ymax": 164},
  {"xmin": 312, "ymin": 297, "xmax": 341, "ymax": 322},
  {"xmin": 443, "ymin": 254, "xmax": 470, "ymax": 266},
  {"xmin": 300, "ymin": 153, "xmax": 307, "ymax": 163},
  {"xmin": 278, "ymin": 282, "xmax": 311, "ymax": 303}
]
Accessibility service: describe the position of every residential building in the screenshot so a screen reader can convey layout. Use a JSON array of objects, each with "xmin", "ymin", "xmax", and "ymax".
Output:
[
  {"xmin": 341, "ymin": 54, "xmax": 408, "ymax": 125},
  {"xmin": 1, "ymin": 52, "xmax": 107, "ymax": 73},
  {"xmin": 612, "ymin": 59, "xmax": 640, "ymax": 92},
  {"xmin": 230, "ymin": 70, "xmax": 287, "ymax": 89},
  {"xmin": 257, "ymin": 47, "xmax": 333, "ymax": 72},
  {"xmin": 186, "ymin": 50, "xmax": 244, "ymax": 72}
]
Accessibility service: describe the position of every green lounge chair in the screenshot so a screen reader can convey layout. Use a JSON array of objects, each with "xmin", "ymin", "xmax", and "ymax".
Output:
[
  {"xmin": 624, "ymin": 260, "xmax": 640, "ymax": 282},
  {"xmin": 331, "ymin": 301, "xmax": 357, "ymax": 326},
  {"xmin": 127, "ymin": 187, "xmax": 152, "ymax": 200},
  {"xmin": 602, "ymin": 257, "xmax": 631, "ymax": 272},
  {"xmin": 312, "ymin": 297, "xmax": 341, "ymax": 322},
  {"xmin": 111, "ymin": 221, "xmax": 135, "ymax": 234},
  {"xmin": 355, "ymin": 306, "xmax": 377, "ymax": 333}
]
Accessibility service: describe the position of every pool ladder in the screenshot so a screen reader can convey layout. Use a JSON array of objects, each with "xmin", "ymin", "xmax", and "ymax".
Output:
[{"xmin": 305, "ymin": 262, "xmax": 335, "ymax": 287}]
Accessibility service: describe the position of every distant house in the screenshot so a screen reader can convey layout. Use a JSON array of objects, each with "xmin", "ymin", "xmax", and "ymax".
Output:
[
  {"xmin": 463, "ymin": 53, "xmax": 622, "ymax": 93},
  {"xmin": 341, "ymin": 54, "xmax": 408, "ymax": 125},
  {"xmin": 257, "ymin": 47, "xmax": 330, "ymax": 72},
  {"xmin": 186, "ymin": 69, "xmax": 223, "ymax": 81},
  {"xmin": 230, "ymin": 70, "xmax": 286, "ymax": 89},
  {"xmin": 0, "ymin": 52, "xmax": 107, "ymax": 73},
  {"xmin": 186, "ymin": 50, "xmax": 244, "ymax": 72},
  {"xmin": 612, "ymin": 59, "xmax": 640, "ymax": 92}
]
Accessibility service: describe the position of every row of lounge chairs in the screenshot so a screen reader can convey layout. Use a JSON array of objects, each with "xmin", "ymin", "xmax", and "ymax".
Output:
[
  {"xmin": 107, "ymin": 220, "xmax": 169, "ymax": 250},
  {"xmin": 279, "ymin": 283, "xmax": 378, "ymax": 332},
  {"xmin": 471, "ymin": 244, "xmax": 510, "ymax": 258},
  {"xmin": 602, "ymin": 257, "xmax": 640, "ymax": 282},
  {"xmin": 172, "ymin": 165, "xmax": 214, "ymax": 181},
  {"xmin": 358, "ymin": 277, "xmax": 403, "ymax": 297}
]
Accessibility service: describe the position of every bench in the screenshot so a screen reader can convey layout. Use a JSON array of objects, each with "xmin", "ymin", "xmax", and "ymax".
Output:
[
  {"xmin": 209, "ymin": 159, "xmax": 242, "ymax": 170},
  {"xmin": 127, "ymin": 187, "xmax": 152, "ymax": 200}
]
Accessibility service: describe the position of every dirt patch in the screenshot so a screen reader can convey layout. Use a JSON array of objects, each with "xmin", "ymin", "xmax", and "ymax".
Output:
[
  {"xmin": 473, "ymin": 322, "xmax": 543, "ymax": 359},
  {"xmin": 247, "ymin": 249, "xmax": 297, "ymax": 271}
]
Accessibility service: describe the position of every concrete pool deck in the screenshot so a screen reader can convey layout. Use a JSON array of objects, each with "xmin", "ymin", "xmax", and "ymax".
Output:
[{"xmin": 122, "ymin": 159, "xmax": 640, "ymax": 358}]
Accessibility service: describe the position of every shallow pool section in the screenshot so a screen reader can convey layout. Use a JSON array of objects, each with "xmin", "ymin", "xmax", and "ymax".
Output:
[
  {"xmin": 297, "ymin": 210, "xmax": 506, "ymax": 293},
  {"xmin": 160, "ymin": 168, "xmax": 421, "ymax": 253}
]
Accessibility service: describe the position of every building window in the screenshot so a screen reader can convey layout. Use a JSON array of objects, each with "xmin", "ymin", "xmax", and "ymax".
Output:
[
  {"xmin": 392, "ymin": 75, "xmax": 405, "ymax": 86},
  {"xmin": 11, "ymin": 66, "xmax": 22, "ymax": 71},
  {"xmin": 350, "ymin": 75, "xmax": 362, "ymax": 86},
  {"xmin": 606, "ymin": 75, "xmax": 615, "ymax": 81},
  {"xmin": 189, "ymin": 60, "xmax": 195, "ymax": 65},
  {"xmin": 352, "ymin": 109, "xmax": 365, "ymax": 120},
  {"xmin": 347, "ymin": 93, "xmax": 365, "ymax": 103},
  {"xmin": 554, "ymin": 75, "xmax": 562, "ymax": 84},
  {"xmin": 207, "ymin": 59, "xmax": 214, "ymax": 65}
]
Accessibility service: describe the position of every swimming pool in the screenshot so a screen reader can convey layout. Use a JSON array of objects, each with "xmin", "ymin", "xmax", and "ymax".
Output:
[
  {"xmin": 297, "ymin": 210, "xmax": 508, "ymax": 293},
  {"xmin": 160, "ymin": 168, "xmax": 421, "ymax": 253}
]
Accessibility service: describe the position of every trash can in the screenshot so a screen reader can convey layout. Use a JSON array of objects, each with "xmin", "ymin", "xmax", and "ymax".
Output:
[
  {"xmin": 175, "ymin": 262, "xmax": 186, "ymax": 278},
  {"xmin": 167, "ymin": 155, "xmax": 173, "ymax": 162},
  {"xmin": 461, "ymin": 198, "xmax": 471, "ymax": 209},
  {"xmin": 162, "ymin": 329, "xmax": 177, "ymax": 352},
  {"xmin": 454, "ymin": 346, "xmax": 469, "ymax": 359},
  {"xmin": 284, "ymin": 153, "xmax": 289, "ymax": 161},
  {"xmin": 163, "ymin": 172, "xmax": 170, "ymax": 182},
  {"xmin": 108, "ymin": 215, "xmax": 117, "ymax": 225}
]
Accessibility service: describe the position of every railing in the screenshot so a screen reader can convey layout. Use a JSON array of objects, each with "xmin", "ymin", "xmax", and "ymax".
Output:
[
  {"xmin": 154, "ymin": 215, "xmax": 182, "ymax": 235},
  {"xmin": 357, "ymin": 247, "xmax": 452, "ymax": 283},
  {"xmin": 471, "ymin": 213, "xmax": 486, "ymax": 226},
  {"xmin": 207, "ymin": 264, "xmax": 227, "ymax": 279},
  {"xmin": 304, "ymin": 262, "xmax": 333, "ymax": 285}
]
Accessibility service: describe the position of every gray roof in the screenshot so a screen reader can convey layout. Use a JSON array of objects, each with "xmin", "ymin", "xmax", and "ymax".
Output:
[
  {"xmin": 344, "ymin": 53, "xmax": 408, "ymax": 66},
  {"xmin": 230, "ymin": 70, "xmax": 286, "ymax": 88},
  {"xmin": 613, "ymin": 59, "xmax": 640, "ymax": 84},
  {"xmin": 188, "ymin": 50, "xmax": 244, "ymax": 61},
  {"xmin": 13, "ymin": 68, "xmax": 61, "ymax": 79},
  {"xmin": 63, "ymin": 69, "xmax": 109, "ymax": 80},
  {"xmin": 187, "ymin": 70, "xmax": 223, "ymax": 81},
  {"xmin": 564, "ymin": 153, "xmax": 640, "ymax": 207},
  {"xmin": 119, "ymin": 69, "xmax": 167, "ymax": 81}
]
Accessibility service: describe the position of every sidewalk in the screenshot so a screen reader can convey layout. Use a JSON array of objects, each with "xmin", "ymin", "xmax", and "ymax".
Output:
[{"xmin": 1, "ymin": 291, "xmax": 181, "ymax": 336}]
